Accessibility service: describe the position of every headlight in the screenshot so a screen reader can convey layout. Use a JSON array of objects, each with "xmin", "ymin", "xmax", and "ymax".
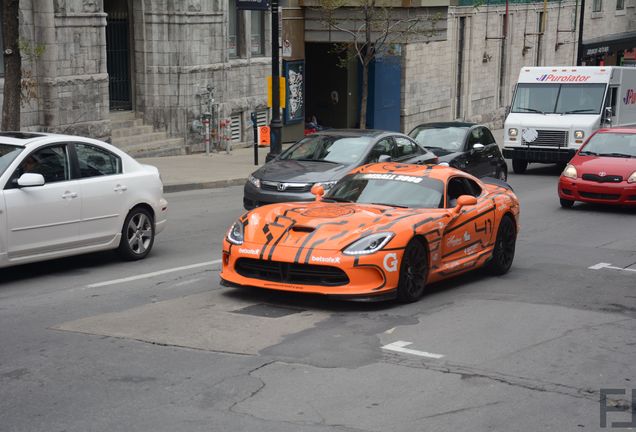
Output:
[
  {"xmin": 628, "ymin": 171, "xmax": 636, "ymax": 183},
  {"xmin": 248, "ymin": 174, "xmax": 260, "ymax": 188},
  {"xmin": 343, "ymin": 232, "xmax": 394, "ymax": 256},
  {"xmin": 508, "ymin": 128, "xmax": 518, "ymax": 137},
  {"xmin": 562, "ymin": 164, "xmax": 577, "ymax": 179},
  {"xmin": 317, "ymin": 181, "xmax": 337, "ymax": 190},
  {"xmin": 227, "ymin": 221, "xmax": 244, "ymax": 245},
  {"xmin": 574, "ymin": 130, "xmax": 585, "ymax": 140}
]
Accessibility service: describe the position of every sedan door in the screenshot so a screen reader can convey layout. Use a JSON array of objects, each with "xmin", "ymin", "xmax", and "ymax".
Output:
[
  {"xmin": 480, "ymin": 127, "xmax": 503, "ymax": 178},
  {"xmin": 3, "ymin": 144, "xmax": 82, "ymax": 260},
  {"xmin": 73, "ymin": 143, "xmax": 128, "ymax": 245},
  {"xmin": 464, "ymin": 128, "xmax": 490, "ymax": 177}
]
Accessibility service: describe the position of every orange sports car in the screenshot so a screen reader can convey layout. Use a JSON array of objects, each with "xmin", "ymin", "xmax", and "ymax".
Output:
[{"xmin": 220, "ymin": 163, "xmax": 520, "ymax": 302}]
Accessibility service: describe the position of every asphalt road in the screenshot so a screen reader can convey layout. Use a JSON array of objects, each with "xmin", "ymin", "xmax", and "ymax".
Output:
[{"xmin": 1, "ymin": 165, "xmax": 635, "ymax": 432}]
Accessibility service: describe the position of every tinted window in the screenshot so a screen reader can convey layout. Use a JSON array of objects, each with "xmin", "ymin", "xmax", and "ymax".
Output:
[
  {"xmin": 76, "ymin": 143, "xmax": 122, "ymax": 178},
  {"xmin": 280, "ymin": 135, "xmax": 371, "ymax": 164},
  {"xmin": 15, "ymin": 145, "xmax": 69, "ymax": 183},
  {"xmin": 467, "ymin": 128, "xmax": 484, "ymax": 148},
  {"xmin": 0, "ymin": 144, "xmax": 24, "ymax": 177},
  {"xmin": 481, "ymin": 128, "xmax": 497, "ymax": 145},
  {"xmin": 410, "ymin": 126, "xmax": 467, "ymax": 152},
  {"xmin": 325, "ymin": 173, "xmax": 444, "ymax": 208},
  {"xmin": 394, "ymin": 137, "xmax": 423, "ymax": 159}
]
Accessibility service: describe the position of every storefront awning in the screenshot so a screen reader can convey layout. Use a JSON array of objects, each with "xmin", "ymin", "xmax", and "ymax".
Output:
[{"xmin": 581, "ymin": 31, "xmax": 636, "ymax": 56}]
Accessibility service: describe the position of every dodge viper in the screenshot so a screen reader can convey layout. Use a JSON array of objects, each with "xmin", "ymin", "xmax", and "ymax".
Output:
[{"xmin": 220, "ymin": 163, "xmax": 520, "ymax": 302}]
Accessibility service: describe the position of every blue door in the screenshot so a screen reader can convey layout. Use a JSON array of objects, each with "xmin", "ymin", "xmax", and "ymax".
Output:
[{"xmin": 365, "ymin": 53, "xmax": 401, "ymax": 131}]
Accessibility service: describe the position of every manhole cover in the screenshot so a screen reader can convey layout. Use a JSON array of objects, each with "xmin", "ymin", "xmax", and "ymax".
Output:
[{"xmin": 232, "ymin": 303, "xmax": 305, "ymax": 318}]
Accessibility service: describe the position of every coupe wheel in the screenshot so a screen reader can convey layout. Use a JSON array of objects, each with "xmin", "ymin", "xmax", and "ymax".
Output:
[
  {"xmin": 118, "ymin": 207, "xmax": 155, "ymax": 260},
  {"xmin": 485, "ymin": 215, "xmax": 516, "ymax": 275},
  {"xmin": 512, "ymin": 159, "xmax": 528, "ymax": 174},
  {"xmin": 397, "ymin": 239, "xmax": 429, "ymax": 303},
  {"xmin": 560, "ymin": 198, "xmax": 574, "ymax": 208}
]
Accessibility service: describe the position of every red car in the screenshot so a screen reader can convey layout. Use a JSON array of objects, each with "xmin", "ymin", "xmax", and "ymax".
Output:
[{"xmin": 558, "ymin": 128, "xmax": 636, "ymax": 208}]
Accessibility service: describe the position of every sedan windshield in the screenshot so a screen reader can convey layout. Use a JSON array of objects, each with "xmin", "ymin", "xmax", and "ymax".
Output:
[
  {"xmin": 511, "ymin": 83, "xmax": 606, "ymax": 114},
  {"xmin": 579, "ymin": 133, "xmax": 636, "ymax": 158},
  {"xmin": 325, "ymin": 173, "xmax": 444, "ymax": 208},
  {"xmin": 410, "ymin": 126, "xmax": 468, "ymax": 152},
  {"xmin": 0, "ymin": 144, "xmax": 24, "ymax": 177},
  {"xmin": 279, "ymin": 135, "xmax": 371, "ymax": 164}
]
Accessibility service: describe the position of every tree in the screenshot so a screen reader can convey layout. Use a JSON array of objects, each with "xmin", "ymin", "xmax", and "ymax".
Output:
[
  {"xmin": 318, "ymin": 0, "xmax": 440, "ymax": 129},
  {"xmin": 2, "ymin": 0, "xmax": 21, "ymax": 131}
]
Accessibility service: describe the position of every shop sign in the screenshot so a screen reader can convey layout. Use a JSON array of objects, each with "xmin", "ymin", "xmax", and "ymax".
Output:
[{"xmin": 586, "ymin": 46, "xmax": 610, "ymax": 56}]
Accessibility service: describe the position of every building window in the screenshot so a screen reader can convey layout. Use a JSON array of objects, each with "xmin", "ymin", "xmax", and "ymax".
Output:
[
  {"xmin": 229, "ymin": 0, "xmax": 242, "ymax": 58},
  {"xmin": 616, "ymin": 0, "xmax": 624, "ymax": 10},
  {"xmin": 593, "ymin": 0, "xmax": 602, "ymax": 12},
  {"xmin": 251, "ymin": 11, "xmax": 265, "ymax": 56}
]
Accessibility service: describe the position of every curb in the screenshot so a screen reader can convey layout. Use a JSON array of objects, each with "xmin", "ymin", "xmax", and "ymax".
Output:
[{"xmin": 164, "ymin": 178, "xmax": 247, "ymax": 193}]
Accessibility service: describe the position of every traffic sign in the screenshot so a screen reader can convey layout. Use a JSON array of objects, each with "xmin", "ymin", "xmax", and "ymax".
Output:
[{"xmin": 258, "ymin": 126, "xmax": 271, "ymax": 146}]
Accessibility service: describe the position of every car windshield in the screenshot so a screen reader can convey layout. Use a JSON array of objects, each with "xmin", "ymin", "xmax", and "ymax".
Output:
[
  {"xmin": 0, "ymin": 144, "xmax": 24, "ymax": 177},
  {"xmin": 409, "ymin": 126, "xmax": 468, "ymax": 152},
  {"xmin": 279, "ymin": 135, "xmax": 371, "ymax": 164},
  {"xmin": 511, "ymin": 83, "xmax": 606, "ymax": 114},
  {"xmin": 579, "ymin": 133, "xmax": 636, "ymax": 158},
  {"xmin": 324, "ymin": 173, "xmax": 445, "ymax": 208}
]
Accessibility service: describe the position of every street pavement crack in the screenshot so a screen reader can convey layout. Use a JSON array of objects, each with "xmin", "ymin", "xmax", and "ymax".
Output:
[{"xmin": 418, "ymin": 400, "xmax": 504, "ymax": 420}]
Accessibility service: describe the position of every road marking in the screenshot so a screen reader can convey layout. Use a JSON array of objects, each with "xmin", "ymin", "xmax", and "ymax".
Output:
[
  {"xmin": 87, "ymin": 260, "xmax": 222, "ymax": 288},
  {"xmin": 588, "ymin": 262, "xmax": 636, "ymax": 273},
  {"xmin": 382, "ymin": 340, "xmax": 445, "ymax": 359}
]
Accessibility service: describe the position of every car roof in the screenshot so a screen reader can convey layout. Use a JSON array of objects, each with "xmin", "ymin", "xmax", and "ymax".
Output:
[
  {"xmin": 411, "ymin": 122, "xmax": 478, "ymax": 129},
  {"xmin": 351, "ymin": 162, "xmax": 477, "ymax": 182},
  {"xmin": 595, "ymin": 128, "xmax": 636, "ymax": 134},
  {"xmin": 311, "ymin": 129, "xmax": 401, "ymax": 138},
  {"xmin": 0, "ymin": 132, "xmax": 102, "ymax": 148}
]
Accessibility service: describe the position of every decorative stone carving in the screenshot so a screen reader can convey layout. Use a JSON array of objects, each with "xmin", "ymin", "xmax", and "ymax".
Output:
[
  {"xmin": 188, "ymin": 1, "xmax": 202, "ymax": 12},
  {"xmin": 82, "ymin": 0, "xmax": 98, "ymax": 13},
  {"xmin": 54, "ymin": 0, "xmax": 66, "ymax": 13}
]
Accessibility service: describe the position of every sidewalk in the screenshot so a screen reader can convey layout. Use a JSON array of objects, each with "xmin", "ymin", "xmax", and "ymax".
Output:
[{"xmin": 141, "ymin": 129, "xmax": 505, "ymax": 193}]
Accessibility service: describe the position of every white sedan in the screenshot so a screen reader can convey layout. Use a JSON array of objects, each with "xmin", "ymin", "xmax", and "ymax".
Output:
[{"xmin": 0, "ymin": 132, "xmax": 167, "ymax": 268}]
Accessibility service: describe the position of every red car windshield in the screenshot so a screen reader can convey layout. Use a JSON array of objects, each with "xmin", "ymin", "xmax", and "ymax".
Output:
[{"xmin": 579, "ymin": 133, "xmax": 636, "ymax": 158}]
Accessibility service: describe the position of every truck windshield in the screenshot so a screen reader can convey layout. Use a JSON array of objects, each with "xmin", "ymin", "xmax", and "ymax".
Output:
[{"xmin": 511, "ymin": 83, "xmax": 606, "ymax": 115}]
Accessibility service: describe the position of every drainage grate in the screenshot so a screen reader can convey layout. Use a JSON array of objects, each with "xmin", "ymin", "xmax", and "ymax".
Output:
[{"xmin": 232, "ymin": 303, "xmax": 305, "ymax": 318}]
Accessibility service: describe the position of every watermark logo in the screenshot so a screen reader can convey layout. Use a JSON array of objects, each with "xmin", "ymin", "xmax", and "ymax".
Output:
[
  {"xmin": 600, "ymin": 388, "xmax": 636, "ymax": 428},
  {"xmin": 623, "ymin": 89, "xmax": 636, "ymax": 105}
]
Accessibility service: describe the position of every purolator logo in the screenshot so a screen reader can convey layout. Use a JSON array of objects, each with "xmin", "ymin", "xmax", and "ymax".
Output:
[
  {"xmin": 623, "ymin": 89, "xmax": 636, "ymax": 105},
  {"xmin": 535, "ymin": 74, "xmax": 591, "ymax": 82}
]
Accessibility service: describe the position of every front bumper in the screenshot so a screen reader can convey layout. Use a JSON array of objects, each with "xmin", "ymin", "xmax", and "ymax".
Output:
[
  {"xmin": 503, "ymin": 147, "xmax": 576, "ymax": 163},
  {"xmin": 243, "ymin": 182, "xmax": 316, "ymax": 210},
  {"xmin": 558, "ymin": 177, "xmax": 636, "ymax": 206}
]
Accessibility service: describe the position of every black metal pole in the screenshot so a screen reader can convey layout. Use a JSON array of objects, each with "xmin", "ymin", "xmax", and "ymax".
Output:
[
  {"xmin": 267, "ymin": 0, "xmax": 282, "ymax": 162},
  {"xmin": 251, "ymin": 112, "xmax": 258, "ymax": 165},
  {"xmin": 576, "ymin": 0, "xmax": 585, "ymax": 65}
]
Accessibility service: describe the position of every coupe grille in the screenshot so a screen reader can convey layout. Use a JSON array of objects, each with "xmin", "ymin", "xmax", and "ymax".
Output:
[
  {"xmin": 261, "ymin": 181, "xmax": 312, "ymax": 193},
  {"xmin": 235, "ymin": 258, "xmax": 349, "ymax": 286},
  {"xmin": 579, "ymin": 191, "xmax": 620, "ymax": 200},
  {"xmin": 581, "ymin": 174, "xmax": 623, "ymax": 183},
  {"xmin": 523, "ymin": 130, "xmax": 569, "ymax": 147}
]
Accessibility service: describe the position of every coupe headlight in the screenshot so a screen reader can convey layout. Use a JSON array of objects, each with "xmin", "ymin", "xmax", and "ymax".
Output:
[
  {"xmin": 508, "ymin": 128, "xmax": 518, "ymax": 137},
  {"xmin": 248, "ymin": 174, "xmax": 260, "ymax": 188},
  {"xmin": 343, "ymin": 232, "xmax": 394, "ymax": 256},
  {"xmin": 628, "ymin": 171, "xmax": 636, "ymax": 183},
  {"xmin": 227, "ymin": 221, "xmax": 244, "ymax": 245},
  {"xmin": 317, "ymin": 181, "xmax": 338, "ymax": 191},
  {"xmin": 574, "ymin": 130, "xmax": 585, "ymax": 140},
  {"xmin": 562, "ymin": 164, "xmax": 577, "ymax": 179}
]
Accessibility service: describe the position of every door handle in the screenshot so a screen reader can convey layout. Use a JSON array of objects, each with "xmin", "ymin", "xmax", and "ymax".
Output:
[
  {"xmin": 114, "ymin": 184, "xmax": 128, "ymax": 192},
  {"xmin": 62, "ymin": 191, "xmax": 78, "ymax": 199}
]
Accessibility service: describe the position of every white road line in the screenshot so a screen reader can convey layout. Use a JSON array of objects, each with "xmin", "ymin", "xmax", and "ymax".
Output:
[
  {"xmin": 87, "ymin": 260, "xmax": 222, "ymax": 288},
  {"xmin": 588, "ymin": 262, "xmax": 636, "ymax": 273},
  {"xmin": 382, "ymin": 340, "xmax": 445, "ymax": 359}
]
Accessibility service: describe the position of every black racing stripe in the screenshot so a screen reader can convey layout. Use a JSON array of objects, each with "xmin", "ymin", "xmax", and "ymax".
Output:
[
  {"xmin": 375, "ymin": 213, "xmax": 420, "ymax": 231},
  {"xmin": 441, "ymin": 239, "xmax": 485, "ymax": 259},
  {"xmin": 293, "ymin": 220, "xmax": 348, "ymax": 263},
  {"xmin": 303, "ymin": 237, "xmax": 328, "ymax": 264},
  {"xmin": 445, "ymin": 205, "xmax": 495, "ymax": 234},
  {"xmin": 265, "ymin": 213, "xmax": 296, "ymax": 260},
  {"xmin": 412, "ymin": 217, "xmax": 436, "ymax": 230},
  {"xmin": 259, "ymin": 211, "xmax": 294, "ymax": 260},
  {"xmin": 329, "ymin": 230, "xmax": 348, "ymax": 241}
]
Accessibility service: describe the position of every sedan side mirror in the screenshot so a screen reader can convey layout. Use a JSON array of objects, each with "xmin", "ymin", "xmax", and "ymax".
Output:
[
  {"xmin": 472, "ymin": 143, "xmax": 485, "ymax": 152},
  {"xmin": 378, "ymin": 154, "xmax": 391, "ymax": 163},
  {"xmin": 17, "ymin": 173, "xmax": 45, "ymax": 187}
]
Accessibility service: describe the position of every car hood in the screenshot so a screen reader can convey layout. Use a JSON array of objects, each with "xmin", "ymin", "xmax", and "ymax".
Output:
[
  {"xmin": 242, "ymin": 201, "xmax": 444, "ymax": 251},
  {"xmin": 571, "ymin": 155, "xmax": 636, "ymax": 178},
  {"xmin": 254, "ymin": 159, "xmax": 351, "ymax": 183}
]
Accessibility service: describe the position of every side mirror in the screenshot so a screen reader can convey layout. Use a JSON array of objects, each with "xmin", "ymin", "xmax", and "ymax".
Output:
[
  {"xmin": 472, "ymin": 143, "xmax": 485, "ymax": 152},
  {"xmin": 310, "ymin": 184, "xmax": 325, "ymax": 201},
  {"xmin": 456, "ymin": 195, "xmax": 477, "ymax": 208},
  {"xmin": 17, "ymin": 173, "xmax": 45, "ymax": 187},
  {"xmin": 378, "ymin": 154, "xmax": 391, "ymax": 163}
]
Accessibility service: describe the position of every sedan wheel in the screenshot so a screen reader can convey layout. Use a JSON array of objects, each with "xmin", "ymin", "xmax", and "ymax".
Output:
[
  {"xmin": 118, "ymin": 207, "xmax": 155, "ymax": 260},
  {"xmin": 397, "ymin": 239, "xmax": 429, "ymax": 303}
]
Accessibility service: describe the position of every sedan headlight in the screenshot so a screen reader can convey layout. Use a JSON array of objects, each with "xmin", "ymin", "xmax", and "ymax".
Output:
[
  {"xmin": 343, "ymin": 232, "xmax": 394, "ymax": 256},
  {"xmin": 248, "ymin": 174, "xmax": 260, "ymax": 189},
  {"xmin": 227, "ymin": 221, "xmax": 244, "ymax": 245},
  {"xmin": 317, "ymin": 181, "xmax": 337, "ymax": 191},
  {"xmin": 628, "ymin": 171, "xmax": 636, "ymax": 184},
  {"xmin": 508, "ymin": 128, "xmax": 518, "ymax": 137},
  {"xmin": 562, "ymin": 164, "xmax": 577, "ymax": 179},
  {"xmin": 574, "ymin": 130, "xmax": 585, "ymax": 140}
]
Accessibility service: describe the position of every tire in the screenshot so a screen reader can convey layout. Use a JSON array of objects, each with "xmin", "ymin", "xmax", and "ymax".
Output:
[
  {"xmin": 485, "ymin": 215, "xmax": 516, "ymax": 276},
  {"xmin": 118, "ymin": 206, "xmax": 155, "ymax": 261},
  {"xmin": 512, "ymin": 159, "xmax": 528, "ymax": 174},
  {"xmin": 397, "ymin": 238, "xmax": 429, "ymax": 303},
  {"xmin": 560, "ymin": 198, "xmax": 574, "ymax": 208}
]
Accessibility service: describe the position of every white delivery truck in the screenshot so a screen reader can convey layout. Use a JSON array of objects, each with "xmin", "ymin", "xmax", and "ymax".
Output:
[{"xmin": 503, "ymin": 66, "xmax": 636, "ymax": 173}]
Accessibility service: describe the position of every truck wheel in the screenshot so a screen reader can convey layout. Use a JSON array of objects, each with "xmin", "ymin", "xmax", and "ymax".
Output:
[{"xmin": 512, "ymin": 159, "xmax": 528, "ymax": 174}]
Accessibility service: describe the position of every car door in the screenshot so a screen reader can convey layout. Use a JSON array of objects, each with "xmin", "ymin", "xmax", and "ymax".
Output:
[
  {"xmin": 3, "ymin": 143, "xmax": 81, "ymax": 259},
  {"xmin": 441, "ymin": 177, "xmax": 495, "ymax": 268},
  {"xmin": 464, "ymin": 127, "xmax": 489, "ymax": 177},
  {"xmin": 480, "ymin": 127, "xmax": 502, "ymax": 177},
  {"xmin": 73, "ymin": 142, "xmax": 128, "ymax": 244}
]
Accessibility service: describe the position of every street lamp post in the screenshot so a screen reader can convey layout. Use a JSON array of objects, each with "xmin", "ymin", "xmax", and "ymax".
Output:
[{"xmin": 267, "ymin": 0, "xmax": 283, "ymax": 161}]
